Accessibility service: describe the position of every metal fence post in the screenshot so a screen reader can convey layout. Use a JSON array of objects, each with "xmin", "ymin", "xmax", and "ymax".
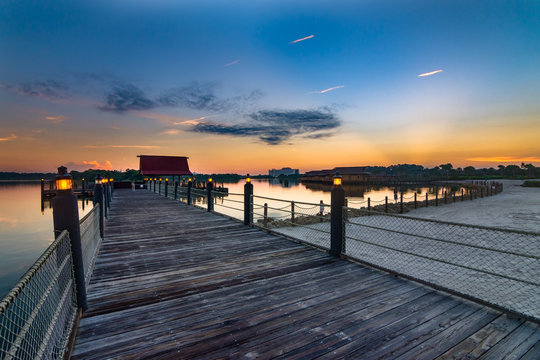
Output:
[
  {"xmin": 444, "ymin": 190, "xmax": 447, "ymax": 204},
  {"xmin": 174, "ymin": 181, "xmax": 178, "ymax": 200},
  {"xmin": 330, "ymin": 173, "xmax": 345, "ymax": 257},
  {"xmin": 244, "ymin": 176, "xmax": 253, "ymax": 225},
  {"xmin": 263, "ymin": 203, "xmax": 268, "ymax": 227},
  {"xmin": 426, "ymin": 193, "xmax": 428, "ymax": 207},
  {"xmin": 207, "ymin": 180, "xmax": 214, "ymax": 212},
  {"xmin": 385, "ymin": 196, "xmax": 388, "ymax": 212},
  {"xmin": 400, "ymin": 193, "xmax": 403, "ymax": 213},
  {"xmin": 52, "ymin": 166, "xmax": 88, "ymax": 311},
  {"xmin": 435, "ymin": 192, "xmax": 438, "ymax": 206},
  {"xmin": 291, "ymin": 201, "xmax": 295, "ymax": 224},
  {"xmin": 367, "ymin": 197, "xmax": 371, "ymax": 211},
  {"xmin": 414, "ymin": 193, "xmax": 417, "ymax": 208}
]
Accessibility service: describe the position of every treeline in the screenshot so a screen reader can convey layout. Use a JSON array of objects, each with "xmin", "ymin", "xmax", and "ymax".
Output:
[
  {"xmin": 0, "ymin": 172, "xmax": 56, "ymax": 180},
  {"xmin": 365, "ymin": 163, "xmax": 540, "ymax": 180}
]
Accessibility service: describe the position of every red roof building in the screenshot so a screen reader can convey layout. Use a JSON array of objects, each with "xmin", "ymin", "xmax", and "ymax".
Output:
[{"xmin": 138, "ymin": 155, "xmax": 193, "ymax": 176}]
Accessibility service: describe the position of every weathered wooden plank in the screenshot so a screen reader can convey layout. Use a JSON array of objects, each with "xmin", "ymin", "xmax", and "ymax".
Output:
[{"xmin": 71, "ymin": 189, "xmax": 539, "ymax": 359}]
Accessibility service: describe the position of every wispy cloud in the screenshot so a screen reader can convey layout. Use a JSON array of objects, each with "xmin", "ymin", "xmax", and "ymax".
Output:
[
  {"xmin": 310, "ymin": 85, "xmax": 344, "ymax": 94},
  {"xmin": 418, "ymin": 69, "xmax": 443, "ymax": 77},
  {"xmin": 84, "ymin": 145, "xmax": 161, "ymax": 149},
  {"xmin": 191, "ymin": 108, "xmax": 340, "ymax": 145},
  {"xmin": 467, "ymin": 156, "xmax": 540, "ymax": 163},
  {"xmin": 225, "ymin": 60, "xmax": 240, "ymax": 67},
  {"xmin": 162, "ymin": 129, "xmax": 181, "ymax": 135},
  {"xmin": 0, "ymin": 134, "xmax": 17, "ymax": 142},
  {"xmin": 45, "ymin": 115, "xmax": 69, "ymax": 124},
  {"xmin": 99, "ymin": 83, "xmax": 155, "ymax": 112},
  {"xmin": 65, "ymin": 160, "xmax": 114, "ymax": 171},
  {"xmin": 290, "ymin": 35, "xmax": 315, "ymax": 44},
  {"xmin": 3, "ymin": 80, "xmax": 69, "ymax": 100}
]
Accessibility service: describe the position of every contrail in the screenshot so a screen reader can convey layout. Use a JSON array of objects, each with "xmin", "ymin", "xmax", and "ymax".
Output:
[
  {"xmin": 309, "ymin": 85, "xmax": 344, "ymax": 94},
  {"xmin": 290, "ymin": 35, "xmax": 314, "ymax": 44},
  {"xmin": 225, "ymin": 60, "xmax": 239, "ymax": 66},
  {"xmin": 418, "ymin": 69, "xmax": 443, "ymax": 77},
  {"xmin": 320, "ymin": 85, "xmax": 344, "ymax": 93}
]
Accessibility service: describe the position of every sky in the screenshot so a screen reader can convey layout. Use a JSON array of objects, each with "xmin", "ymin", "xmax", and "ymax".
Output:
[{"xmin": 1, "ymin": 0, "xmax": 539, "ymax": 174}]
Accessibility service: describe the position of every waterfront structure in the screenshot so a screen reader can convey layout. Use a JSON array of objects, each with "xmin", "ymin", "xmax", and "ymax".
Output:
[
  {"xmin": 269, "ymin": 167, "xmax": 299, "ymax": 177},
  {"xmin": 138, "ymin": 155, "xmax": 193, "ymax": 181},
  {"xmin": 302, "ymin": 166, "xmax": 378, "ymax": 183}
]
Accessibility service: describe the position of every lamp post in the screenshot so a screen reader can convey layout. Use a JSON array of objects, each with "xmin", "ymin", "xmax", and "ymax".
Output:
[
  {"xmin": 52, "ymin": 166, "xmax": 88, "ymax": 311},
  {"xmin": 244, "ymin": 174, "xmax": 253, "ymax": 225},
  {"xmin": 330, "ymin": 172, "xmax": 345, "ymax": 257},
  {"xmin": 187, "ymin": 178, "xmax": 193, "ymax": 205},
  {"xmin": 165, "ymin": 178, "xmax": 169, "ymax": 197},
  {"xmin": 207, "ymin": 178, "xmax": 214, "ymax": 212},
  {"xmin": 93, "ymin": 175, "xmax": 104, "ymax": 238}
]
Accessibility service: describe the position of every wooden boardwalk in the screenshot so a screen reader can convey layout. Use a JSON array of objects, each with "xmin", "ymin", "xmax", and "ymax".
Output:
[{"xmin": 72, "ymin": 190, "xmax": 540, "ymax": 359}]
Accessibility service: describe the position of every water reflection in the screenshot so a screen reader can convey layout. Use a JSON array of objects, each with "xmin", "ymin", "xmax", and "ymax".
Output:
[{"xmin": 0, "ymin": 182, "xmax": 93, "ymax": 298}]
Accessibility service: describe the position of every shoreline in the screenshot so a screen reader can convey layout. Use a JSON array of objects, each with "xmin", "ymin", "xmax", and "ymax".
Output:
[{"xmin": 407, "ymin": 179, "xmax": 540, "ymax": 233}]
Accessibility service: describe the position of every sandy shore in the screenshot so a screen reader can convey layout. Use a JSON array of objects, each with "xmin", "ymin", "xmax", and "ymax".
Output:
[{"xmin": 408, "ymin": 179, "xmax": 540, "ymax": 233}]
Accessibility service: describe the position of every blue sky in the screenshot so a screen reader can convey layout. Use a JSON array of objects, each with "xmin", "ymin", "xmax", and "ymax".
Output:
[{"xmin": 1, "ymin": 0, "xmax": 539, "ymax": 173}]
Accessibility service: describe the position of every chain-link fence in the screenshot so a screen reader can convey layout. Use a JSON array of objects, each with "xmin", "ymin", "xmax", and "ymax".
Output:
[
  {"xmin": 79, "ymin": 206, "xmax": 101, "ymax": 286},
  {"xmin": 0, "ymin": 231, "xmax": 78, "ymax": 360},
  {"xmin": 251, "ymin": 195, "xmax": 331, "ymax": 250},
  {"xmin": 342, "ymin": 208, "xmax": 540, "ymax": 321}
]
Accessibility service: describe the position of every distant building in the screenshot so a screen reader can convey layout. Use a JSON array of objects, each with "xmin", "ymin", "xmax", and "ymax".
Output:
[
  {"xmin": 269, "ymin": 167, "xmax": 299, "ymax": 177},
  {"xmin": 301, "ymin": 166, "xmax": 387, "ymax": 183}
]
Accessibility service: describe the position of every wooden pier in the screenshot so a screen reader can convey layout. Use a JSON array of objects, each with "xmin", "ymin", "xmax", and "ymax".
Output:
[{"xmin": 71, "ymin": 190, "xmax": 539, "ymax": 359}]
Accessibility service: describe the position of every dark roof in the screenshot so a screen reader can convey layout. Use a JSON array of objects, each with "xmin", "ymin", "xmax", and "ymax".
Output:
[
  {"xmin": 303, "ymin": 166, "xmax": 370, "ymax": 177},
  {"xmin": 334, "ymin": 166, "xmax": 369, "ymax": 175},
  {"xmin": 138, "ymin": 155, "xmax": 192, "ymax": 176}
]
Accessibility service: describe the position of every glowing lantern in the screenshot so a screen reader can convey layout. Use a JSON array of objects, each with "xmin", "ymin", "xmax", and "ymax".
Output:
[{"xmin": 333, "ymin": 173, "xmax": 342, "ymax": 186}]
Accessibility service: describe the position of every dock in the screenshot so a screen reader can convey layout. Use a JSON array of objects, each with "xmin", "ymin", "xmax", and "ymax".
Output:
[{"xmin": 71, "ymin": 190, "xmax": 539, "ymax": 359}]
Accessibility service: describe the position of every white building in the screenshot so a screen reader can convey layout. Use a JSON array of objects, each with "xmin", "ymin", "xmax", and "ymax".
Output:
[{"xmin": 269, "ymin": 167, "xmax": 299, "ymax": 177}]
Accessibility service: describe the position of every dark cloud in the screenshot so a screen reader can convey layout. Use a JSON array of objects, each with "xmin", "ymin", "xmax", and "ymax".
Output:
[
  {"xmin": 157, "ymin": 82, "xmax": 264, "ymax": 112},
  {"xmin": 191, "ymin": 109, "xmax": 340, "ymax": 145},
  {"xmin": 157, "ymin": 82, "xmax": 224, "ymax": 111},
  {"xmin": 4, "ymin": 80, "xmax": 68, "ymax": 100},
  {"xmin": 99, "ymin": 83, "xmax": 155, "ymax": 112}
]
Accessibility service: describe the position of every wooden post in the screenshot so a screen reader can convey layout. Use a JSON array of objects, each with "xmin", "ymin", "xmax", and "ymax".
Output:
[
  {"xmin": 291, "ymin": 201, "xmax": 295, "ymax": 224},
  {"xmin": 207, "ymin": 181, "xmax": 213, "ymax": 212},
  {"xmin": 414, "ymin": 193, "xmax": 417, "ymax": 209},
  {"xmin": 244, "ymin": 180, "xmax": 253, "ymax": 225},
  {"xmin": 93, "ymin": 177, "xmax": 104, "ymax": 239},
  {"xmin": 385, "ymin": 196, "xmax": 388, "ymax": 212},
  {"xmin": 400, "ymin": 193, "xmax": 403, "ymax": 213},
  {"xmin": 103, "ymin": 181, "xmax": 109, "ymax": 218},
  {"xmin": 330, "ymin": 178, "xmax": 345, "ymax": 257},
  {"xmin": 187, "ymin": 180, "xmax": 192, "ymax": 205},
  {"xmin": 461, "ymin": 189, "xmax": 464, "ymax": 201},
  {"xmin": 52, "ymin": 166, "xmax": 87, "ymax": 311},
  {"xmin": 263, "ymin": 203, "xmax": 268, "ymax": 227},
  {"xmin": 367, "ymin": 197, "xmax": 371, "ymax": 211},
  {"xmin": 165, "ymin": 179, "xmax": 168, "ymax": 197}
]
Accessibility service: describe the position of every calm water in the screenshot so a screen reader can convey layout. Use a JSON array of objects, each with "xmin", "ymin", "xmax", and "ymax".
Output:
[
  {"xmin": 0, "ymin": 182, "xmax": 92, "ymax": 298},
  {"xmin": 0, "ymin": 179, "xmax": 457, "ymax": 298}
]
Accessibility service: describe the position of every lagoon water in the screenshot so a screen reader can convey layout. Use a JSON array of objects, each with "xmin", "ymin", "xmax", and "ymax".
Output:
[
  {"xmin": 0, "ymin": 179, "xmax": 450, "ymax": 298},
  {"xmin": 0, "ymin": 182, "xmax": 92, "ymax": 298}
]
